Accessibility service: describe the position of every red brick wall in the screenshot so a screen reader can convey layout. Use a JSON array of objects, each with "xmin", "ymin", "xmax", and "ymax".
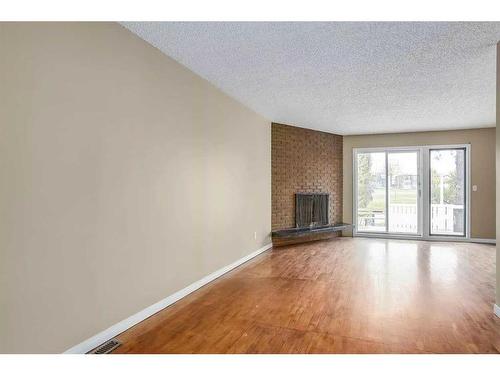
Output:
[{"xmin": 272, "ymin": 123, "xmax": 343, "ymax": 230}]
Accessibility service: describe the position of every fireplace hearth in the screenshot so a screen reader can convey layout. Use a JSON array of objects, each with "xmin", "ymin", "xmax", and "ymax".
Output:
[{"xmin": 271, "ymin": 192, "xmax": 350, "ymax": 246}]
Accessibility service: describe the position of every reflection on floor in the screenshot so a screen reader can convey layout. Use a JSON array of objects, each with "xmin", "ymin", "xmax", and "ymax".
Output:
[{"xmin": 113, "ymin": 237, "xmax": 500, "ymax": 353}]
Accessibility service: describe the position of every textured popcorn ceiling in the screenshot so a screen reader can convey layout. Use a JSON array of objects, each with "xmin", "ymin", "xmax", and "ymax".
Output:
[{"xmin": 122, "ymin": 22, "xmax": 500, "ymax": 135}]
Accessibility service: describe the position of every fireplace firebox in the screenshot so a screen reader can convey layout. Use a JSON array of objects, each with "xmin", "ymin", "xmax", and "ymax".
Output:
[{"xmin": 295, "ymin": 193, "xmax": 329, "ymax": 228}]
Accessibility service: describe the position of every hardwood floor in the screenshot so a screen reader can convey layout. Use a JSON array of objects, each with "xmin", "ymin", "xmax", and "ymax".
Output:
[{"xmin": 113, "ymin": 237, "xmax": 500, "ymax": 354}]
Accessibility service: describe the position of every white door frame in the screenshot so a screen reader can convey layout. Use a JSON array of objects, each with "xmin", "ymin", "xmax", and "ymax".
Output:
[{"xmin": 352, "ymin": 144, "xmax": 471, "ymax": 241}]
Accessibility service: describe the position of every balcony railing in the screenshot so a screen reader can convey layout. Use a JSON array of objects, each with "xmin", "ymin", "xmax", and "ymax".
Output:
[{"xmin": 357, "ymin": 203, "xmax": 464, "ymax": 235}]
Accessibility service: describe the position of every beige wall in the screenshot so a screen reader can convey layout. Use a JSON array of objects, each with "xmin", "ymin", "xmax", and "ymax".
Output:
[
  {"xmin": 496, "ymin": 42, "xmax": 500, "ymax": 305},
  {"xmin": 343, "ymin": 128, "xmax": 496, "ymax": 239},
  {"xmin": 0, "ymin": 23, "xmax": 271, "ymax": 353}
]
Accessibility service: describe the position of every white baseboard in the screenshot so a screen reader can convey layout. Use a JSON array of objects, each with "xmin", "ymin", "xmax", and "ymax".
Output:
[
  {"xmin": 470, "ymin": 238, "xmax": 496, "ymax": 245},
  {"xmin": 353, "ymin": 233, "xmax": 495, "ymax": 245},
  {"xmin": 64, "ymin": 242, "xmax": 273, "ymax": 354},
  {"xmin": 495, "ymin": 304, "xmax": 500, "ymax": 319}
]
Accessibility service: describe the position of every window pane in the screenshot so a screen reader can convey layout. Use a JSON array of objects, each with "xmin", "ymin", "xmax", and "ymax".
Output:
[
  {"xmin": 357, "ymin": 152, "xmax": 386, "ymax": 232},
  {"xmin": 430, "ymin": 149, "xmax": 465, "ymax": 236},
  {"xmin": 388, "ymin": 152, "xmax": 418, "ymax": 234}
]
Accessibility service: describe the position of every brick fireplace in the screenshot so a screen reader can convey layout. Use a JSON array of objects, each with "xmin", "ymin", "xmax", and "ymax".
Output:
[{"xmin": 271, "ymin": 122, "xmax": 343, "ymax": 231}]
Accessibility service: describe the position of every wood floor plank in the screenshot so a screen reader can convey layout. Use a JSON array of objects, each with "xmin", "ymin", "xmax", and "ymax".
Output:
[{"xmin": 113, "ymin": 238, "xmax": 500, "ymax": 354}]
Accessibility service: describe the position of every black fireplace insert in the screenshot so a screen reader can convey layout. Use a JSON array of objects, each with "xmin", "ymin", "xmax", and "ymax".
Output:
[{"xmin": 295, "ymin": 193, "xmax": 329, "ymax": 228}]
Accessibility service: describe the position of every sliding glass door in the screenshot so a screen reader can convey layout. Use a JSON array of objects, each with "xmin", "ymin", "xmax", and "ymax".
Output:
[
  {"xmin": 388, "ymin": 151, "xmax": 419, "ymax": 234},
  {"xmin": 429, "ymin": 148, "xmax": 466, "ymax": 236},
  {"xmin": 354, "ymin": 145, "xmax": 469, "ymax": 239},
  {"xmin": 356, "ymin": 152, "xmax": 386, "ymax": 232},
  {"xmin": 355, "ymin": 149, "xmax": 420, "ymax": 235}
]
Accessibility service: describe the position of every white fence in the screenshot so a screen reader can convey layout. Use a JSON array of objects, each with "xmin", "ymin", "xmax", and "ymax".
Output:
[
  {"xmin": 388, "ymin": 204, "xmax": 417, "ymax": 233},
  {"xmin": 430, "ymin": 204, "xmax": 464, "ymax": 235},
  {"xmin": 358, "ymin": 204, "xmax": 463, "ymax": 234}
]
